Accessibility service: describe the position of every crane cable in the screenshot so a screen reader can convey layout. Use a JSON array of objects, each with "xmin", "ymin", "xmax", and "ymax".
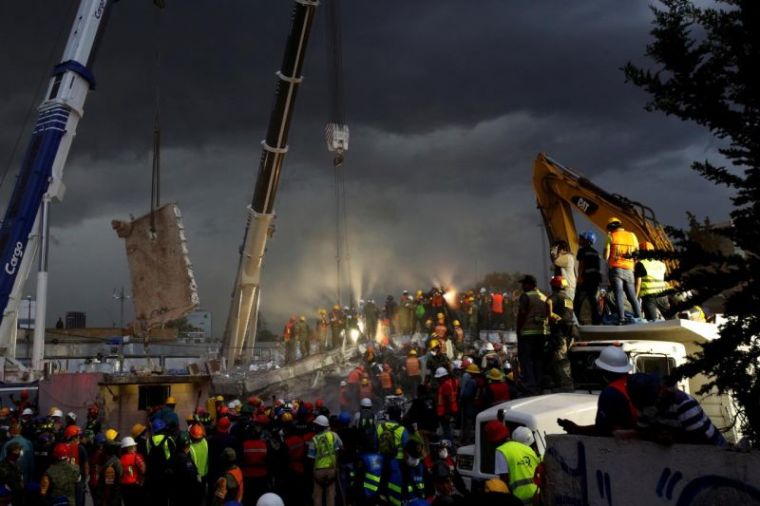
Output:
[
  {"xmin": 149, "ymin": 5, "xmax": 164, "ymax": 235},
  {"xmin": 325, "ymin": 0, "xmax": 353, "ymax": 305}
]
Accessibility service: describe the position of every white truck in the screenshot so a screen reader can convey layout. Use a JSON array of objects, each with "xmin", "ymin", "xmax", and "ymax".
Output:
[
  {"xmin": 456, "ymin": 318, "xmax": 740, "ymax": 489},
  {"xmin": 455, "ymin": 393, "xmax": 598, "ymax": 490}
]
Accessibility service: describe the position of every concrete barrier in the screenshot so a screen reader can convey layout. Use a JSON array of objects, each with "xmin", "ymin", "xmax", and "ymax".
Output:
[{"xmin": 543, "ymin": 435, "xmax": 760, "ymax": 506}]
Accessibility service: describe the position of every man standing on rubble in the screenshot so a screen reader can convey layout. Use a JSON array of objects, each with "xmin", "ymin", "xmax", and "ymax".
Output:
[
  {"xmin": 516, "ymin": 275, "xmax": 548, "ymax": 394},
  {"xmin": 364, "ymin": 299, "xmax": 378, "ymax": 341},
  {"xmin": 605, "ymin": 217, "xmax": 643, "ymax": 324}
]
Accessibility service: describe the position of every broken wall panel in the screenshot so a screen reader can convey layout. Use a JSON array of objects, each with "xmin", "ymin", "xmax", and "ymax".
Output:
[{"xmin": 112, "ymin": 204, "xmax": 199, "ymax": 336}]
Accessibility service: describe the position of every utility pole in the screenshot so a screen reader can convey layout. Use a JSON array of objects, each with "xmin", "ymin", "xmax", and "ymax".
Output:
[{"xmin": 112, "ymin": 287, "xmax": 131, "ymax": 328}]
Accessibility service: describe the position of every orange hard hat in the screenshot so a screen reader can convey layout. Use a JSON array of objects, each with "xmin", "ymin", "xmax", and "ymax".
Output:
[
  {"xmin": 216, "ymin": 416, "xmax": 231, "ymax": 433},
  {"xmin": 641, "ymin": 241, "xmax": 655, "ymax": 251},
  {"xmin": 189, "ymin": 424, "xmax": 205, "ymax": 440},
  {"xmin": 64, "ymin": 425, "xmax": 81, "ymax": 440}
]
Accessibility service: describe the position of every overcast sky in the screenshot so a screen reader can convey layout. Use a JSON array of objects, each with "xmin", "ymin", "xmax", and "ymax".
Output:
[{"xmin": 0, "ymin": 1, "xmax": 732, "ymax": 335}]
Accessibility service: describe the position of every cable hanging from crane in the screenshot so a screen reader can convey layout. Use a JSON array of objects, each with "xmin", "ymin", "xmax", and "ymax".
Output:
[
  {"xmin": 149, "ymin": 4, "xmax": 165, "ymax": 236},
  {"xmin": 324, "ymin": 0, "xmax": 352, "ymax": 307}
]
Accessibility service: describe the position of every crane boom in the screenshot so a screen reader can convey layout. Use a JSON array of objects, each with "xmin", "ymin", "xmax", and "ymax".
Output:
[
  {"xmin": 532, "ymin": 152, "xmax": 674, "ymax": 257},
  {"xmin": 221, "ymin": 0, "xmax": 319, "ymax": 366},
  {"xmin": 0, "ymin": 0, "xmax": 116, "ymax": 355}
]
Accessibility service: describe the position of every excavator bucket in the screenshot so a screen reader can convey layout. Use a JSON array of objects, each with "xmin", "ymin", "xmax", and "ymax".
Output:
[{"xmin": 112, "ymin": 203, "xmax": 199, "ymax": 338}]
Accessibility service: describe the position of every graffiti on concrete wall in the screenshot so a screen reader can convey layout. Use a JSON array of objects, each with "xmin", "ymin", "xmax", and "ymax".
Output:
[{"xmin": 546, "ymin": 440, "xmax": 760, "ymax": 506}]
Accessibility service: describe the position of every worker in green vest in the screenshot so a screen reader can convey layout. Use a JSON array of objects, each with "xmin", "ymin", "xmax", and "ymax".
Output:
[
  {"xmin": 308, "ymin": 415, "xmax": 343, "ymax": 506},
  {"xmin": 516, "ymin": 274, "xmax": 548, "ymax": 393},
  {"xmin": 635, "ymin": 241, "xmax": 672, "ymax": 321},
  {"xmin": 494, "ymin": 426, "xmax": 540, "ymax": 505},
  {"xmin": 188, "ymin": 423, "xmax": 209, "ymax": 493}
]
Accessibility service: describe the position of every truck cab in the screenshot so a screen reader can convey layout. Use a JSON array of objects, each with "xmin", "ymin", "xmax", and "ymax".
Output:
[{"xmin": 456, "ymin": 393, "xmax": 597, "ymax": 490}]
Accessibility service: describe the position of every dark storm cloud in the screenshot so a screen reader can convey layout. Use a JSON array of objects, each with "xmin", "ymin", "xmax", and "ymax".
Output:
[{"xmin": 0, "ymin": 1, "xmax": 732, "ymax": 331}]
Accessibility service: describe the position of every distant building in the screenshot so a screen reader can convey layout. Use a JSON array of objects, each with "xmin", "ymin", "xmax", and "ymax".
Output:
[
  {"xmin": 66, "ymin": 312, "xmax": 86, "ymax": 329},
  {"xmin": 182, "ymin": 310, "xmax": 212, "ymax": 341}
]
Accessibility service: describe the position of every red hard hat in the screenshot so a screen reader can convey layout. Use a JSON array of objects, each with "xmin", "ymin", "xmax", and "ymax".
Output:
[
  {"xmin": 53, "ymin": 443, "xmax": 70, "ymax": 461},
  {"xmin": 550, "ymin": 275, "xmax": 567, "ymax": 289},
  {"xmin": 189, "ymin": 424, "xmax": 205, "ymax": 440},
  {"xmin": 315, "ymin": 399, "xmax": 325, "ymax": 409},
  {"xmin": 303, "ymin": 402, "xmax": 313, "ymax": 413},
  {"xmin": 485, "ymin": 420, "xmax": 510, "ymax": 444},
  {"xmin": 219, "ymin": 406, "xmax": 230, "ymax": 415},
  {"xmin": 64, "ymin": 425, "xmax": 81, "ymax": 440},
  {"xmin": 20, "ymin": 390, "xmax": 29, "ymax": 400},
  {"xmin": 216, "ymin": 416, "xmax": 231, "ymax": 433},
  {"xmin": 247, "ymin": 395, "xmax": 261, "ymax": 407}
]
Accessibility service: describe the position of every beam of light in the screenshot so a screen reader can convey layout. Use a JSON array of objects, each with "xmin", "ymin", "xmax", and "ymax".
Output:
[
  {"xmin": 350, "ymin": 328, "xmax": 360, "ymax": 343},
  {"xmin": 443, "ymin": 287, "xmax": 459, "ymax": 309}
]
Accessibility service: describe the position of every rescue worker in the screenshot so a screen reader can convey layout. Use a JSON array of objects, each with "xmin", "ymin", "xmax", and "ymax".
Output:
[
  {"xmin": 413, "ymin": 294, "xmax": 427, "ymax": 335},
  {"xmin": 295, "ymin": 316, "xmax": 310, "ymax": 359},
  {"xmin": 574, "ymin": 231, "xmax": 602, "ymax": 324},
  {"xmin": 282, "ymin": 418, "xmax": 308, "ymax": 505},
  {"xmin": 338, "ymin": 381, "xmax": 352, "ymax": 413},
  {"xmin": 403, "ymin": 349, "xmax": 421, "ymax": 398},
  {"xmin": 551, "ymin": 240, "xmax": 577, "ymax": 301},
  {"xmin": 393, "ymin": 440, "xmax": 428, "ymax": 505},
  {"xmin": 516, "ymin": 274, "xmax": 548, "ymax": 394},
  {"xmin": 465, "ymin": 296, "xmax": 479, "ymax": 340},
  {"xmin": 400, "ymin": 290, "xmax": 415, "ymax": 335},
  {"xmin": 1, "ymin": 423, "xmax": 33, "ymax": 486},
  {"xmin": 558, "ymin": 345, "xmax": 637, "ymax": 436},
  {"xmin": 364, "ymin": 300, "xmax": 379, "ymax": 341},
  {"xmin": 546, "ymin": 275, "xmax": 575, "ymax": 392},
  {"xmin": 317, "ymin": 309, "xmax": 329, "ymax": 352},
  {"xmin": 495, "ymin": 426, "xmax": 540, "ymax": 505},
  {"xmin": 131, "ymin": 424, "xmax": 148, "ymax": 459},
  {"xmin": 425, "ymin": 340, "xmax": 449, "ymax": 392},
  {"xmin": 309, "ymin": 415, "xmax": 342, "ymax": 506},
  {"xmin": 213, "ymin": 448, "xmax": 243, "ymax": 506},
  {"xmin": 604, "ymin": 217, "xmax": 643, "ymax": 324},
  {"xmin": 87, "ymin": 434, "xmax": 106, "ymax": 506},
  {"xmin": 423, "ymin": 439, "xmax": 466, "ymax": 497},
  {"xmin": 460, "ymin": 363, "xmax": 485, "ymax": 444},
  {"xmin": 378, "ymin": 364, "xmax": 394, "ymax": 400},
  {"xmin": 635, "ymin": 241, "xmax": 671, "ymax": 321},
  {"xmin": 145, "ymin": 419, "xmax": 174, "ymax": 506},
  {"xmin": 435, "ymin": 368, "xmax": 458, "ymax": 440},
  {"xmin": 0, "ymin": 443, "xmax": 24, "ymax": 506},
  {"xmin": 484, "ymin": 368, "xmax": 511, "ymax": 407},
  {"xmin": 119, "ymin": 437, "xmax": 145, "ymax": 506},
  {"xmin": 355, "ymin": 398, "xmax": 378, "ymax": 454},
  {"xmin": 62, "ymin": 425, "xmax": 88, "ymax": 506},
  {"xmin": 452, "ymin": 320, "xmax": 465, "ymax": 352},
  {"xmin": 283, "ymin": 315, "xmax": 296, "ymax": 363},
  {"xmin": 41, "ymin": 443, "xmax": 80, "ymax": 506},
  {"xmin": 376, "ymin": 406, "xmax": 408, "ymax": 501},
  {"xmin": 240, "ymin": 419, "xmax": 269, "ymax": 505},
  {"xmin": 353, "ymin": 445, "xmax": 383, "ymax": 505},
  {"xmin": 329, "ymin": 305, "xmax": 344, "ymax": 350},
  {"xmin": 491, "ymin": 290, "xmax": 505, "ymax": 330},
  {"xmin": 99, "ymin": 440, "xmax": 122, "ymax": 506},
  {"xmin": 188, "ymin": 424, "xmax": 209, "ymax": 497},
  {"xmin": 358, "ymin": 377, "xmax": 374, "ymax": 406},
  {"xmin": 172, "ymin": 432, "xmax": 203, "ymax": 506}
]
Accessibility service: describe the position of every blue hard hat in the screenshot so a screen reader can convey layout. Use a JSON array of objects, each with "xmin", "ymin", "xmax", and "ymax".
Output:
[
  {"xmin": 338, "ymin": 411, "xmax": 352, "ymax": 426},
  {"xmin": 580, "ymin": 231, "xmax": 597, "ymax": 245},
  {"xmin": 151, "ymin": 418, "xmax": 167, "ymax": 433},
  {"xmin": 94, "ymin": 433, "xmax": 107, "ymax": 445}
]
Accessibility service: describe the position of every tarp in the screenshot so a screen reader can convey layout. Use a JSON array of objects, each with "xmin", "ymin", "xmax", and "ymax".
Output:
[{"xmin": 112, "ymin": 204, "xmax": 199, "ymax": 338}]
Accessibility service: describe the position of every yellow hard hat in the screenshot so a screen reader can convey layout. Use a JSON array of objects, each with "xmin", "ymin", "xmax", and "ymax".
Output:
[
  {"xmin": 453, "ymin": 320, "xmax": 461, "ymax": 326},
  {"xmin": 131, "ymin": 423, "xmax": 147, "ymax": 439},
  {"xmin": 105, "ymin": 428, "xmax": 119, "ymax": 441},
  {"xmin": 486, "ymin": 368, "xmax": 504, "ymax": 382},
  {"xmin": 607, "ymin": 217, "xmax": 622, "ymax": 227},
  {"xmin": 436, "ymin": 313, "xmax": 444, "ymax": 319},
  {"xmin": 165, "ymin": 396, "xmax": 177, "ymax": 405},
  {"xmin": 215, "ymin": 395, "xmax": 224, "ymax": 402},
  {"xmin": 641, "ymin": 241, "xmax": 655, "ymax": 251},
  {"xmin": 333, "ymin": 304, "xmax": 340, "ymax": 310},
  {"xmin": 429, "ymin": 339, "xmax": 440, "ymax": 349},
  {"xmin": 319, "ymin": 309, "xmax": 326, "ymax": 315},
  {"xmin": 48, "ymin": 406, "xmax": 59, "ymax": 416},
  {"xmin": 465, "ymin": 363, "xmax": 481, "ymax": 374},
  {"xmin": 408, "ymin": 349, "xmax": 417, "ymax": 356},
  {"xmin": 300, "ymin": 315, "xmax": 306, "ymax": 321}
]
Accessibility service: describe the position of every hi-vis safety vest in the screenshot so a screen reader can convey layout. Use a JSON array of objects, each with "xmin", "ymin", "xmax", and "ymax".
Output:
[
  {"xmin": 521, "ymin": 290, "xmax": 547, "ymax": 336},
  {"xmin": 189, "ymin": 438, "xmax": 209, "ymax": 478},
  {"xmin": 608, "ymin": 229, "xmax": 638, "ymax": 270},
  {"xmin": 313, "ymin": 431, "xmax": 337, "ymax": 470},
  {"xmin": 496, "ymin": 441, "xmax": 539, "ymax": 505},
  {"xmin": 638, "ymin": 259, "xmax": 669, "ymax": 297}
]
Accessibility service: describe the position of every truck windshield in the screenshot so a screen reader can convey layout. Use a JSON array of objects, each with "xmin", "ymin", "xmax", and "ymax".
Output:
[{"xmin": 569, "ymin": 349, "xmax": 606, "ymax": 391}]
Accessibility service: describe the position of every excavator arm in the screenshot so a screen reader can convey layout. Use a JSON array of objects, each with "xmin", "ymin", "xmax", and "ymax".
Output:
[{"xmin": 532, "ymin": 153, "xmax": 674, "ymax": 258}]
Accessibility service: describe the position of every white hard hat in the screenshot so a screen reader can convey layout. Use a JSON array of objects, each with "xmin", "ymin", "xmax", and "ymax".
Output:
[
  {"xmin": 314, "ymin": 415, "xmax": 330, "ymax": 428},
  {"xmin": 452, "ymin": 360, "xmax": 462, "ymax": 370},
  {"xmin": 256, "ymin": 493, "xmax": 285, "ymax": 506},
  {"xmin": 594, "ymin": 346, "xmax": 632, "ymax": 374},
  {"xmin": 22, "ymin": 408, "xmax": 34, "ymax": 416},
  {"xmin": 51, "ymin": 409, "xmax": 63, "ymax": 418},
  {"xmin": 360, "ymin": 397, "xmax": 373, "ymax": 408},
  {"xmin": 67, "ymin": 412, "xmax": 77, "ymax": 421},
  {"xmin": 480, "ymin": 287, "xmax": 486, "ymax": 293},
  {"xmin": 435, "ymin": 367, "xmax": 448, "ymax": 379},
  {"xmin": 340, "ymin": 380, "xmax": 347, "ymax": 387},
  {"xmin": 512, "ymin": 426, "xmax": 535, "ymax": 446},
  {"xmin": 483, "ymin": 342, "xmax": 495, "ymax": 352},
  {"xmin": 120, "ymin": 436, "xmax": 137, "ymax": 449}
]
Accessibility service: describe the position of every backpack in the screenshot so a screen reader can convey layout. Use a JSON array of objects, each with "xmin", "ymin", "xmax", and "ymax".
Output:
[
  {"xmin": 377, "ymin": 422, "xmax": 399, "ymax": 457},
  {"xmin": 358, "ymin": 410, "xmax": 377, "ymax": 452}
]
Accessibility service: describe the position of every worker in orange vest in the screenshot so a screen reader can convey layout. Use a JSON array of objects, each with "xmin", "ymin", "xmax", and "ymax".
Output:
[
  {"xmin": 378, "ymin": 364, "xmax": 394, "ymax": 399},
  {"xmin": 283, "ymin": 315, "xmax": 296, "ymax": 363},
  {"xmin": 604, "ymin": 217, "xmax": 642, "ymax": 324},
  {"xmin": 491, "ymin": 291, "xmax": 504, "ymax": 329},
  {"xmin": 359, "ymin": 377, "xmax": 375, "ymax": 404},
  {"xmin": 404, "ymin": 349, "xmax": 421, "ymax": 397},
  {"xmin": 213, "ymin": 448, "xmax": 243, "ymax": 506}
]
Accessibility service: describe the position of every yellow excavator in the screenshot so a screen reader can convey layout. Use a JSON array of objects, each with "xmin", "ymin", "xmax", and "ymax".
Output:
[{"xmin": 532, "ymin": 152, "xmax": 674, "ymax": 259}]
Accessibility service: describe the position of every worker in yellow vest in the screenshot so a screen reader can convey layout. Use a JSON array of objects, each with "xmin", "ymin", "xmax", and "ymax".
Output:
[
  {"xmin": 604, "ymin": 217, "xmax": 642, "ymax": 324},
  {"xmin": 516, "ymin": 274, "xmax": 548, "ymax": 394},
  {"xmin": 495, "ymin": 426, "xmax": 540, "ymax": 505},
  {"xmin": 308, "ymin": 415, "xmax": 343, "ymax": 506},
  {"xmin": 635, "ymin": 241, "xmax": 672, "ymax": 321}
]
